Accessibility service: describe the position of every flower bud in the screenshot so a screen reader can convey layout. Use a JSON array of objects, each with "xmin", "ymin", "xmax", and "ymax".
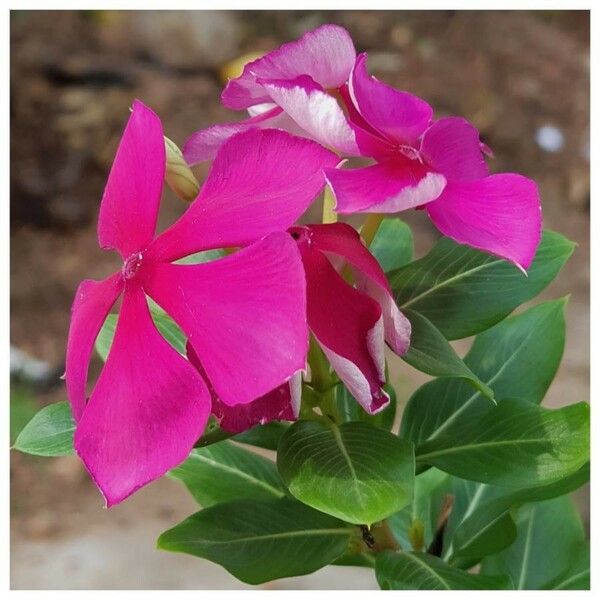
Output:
[{"xmin": 164, "ymin": 136, "xmax": 199, "ymax": 203}]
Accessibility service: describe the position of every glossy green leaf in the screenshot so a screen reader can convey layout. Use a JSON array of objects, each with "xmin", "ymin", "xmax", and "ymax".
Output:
[
  {"xmin": 401, "ymin": 300, "xmax": 567, "ymax": 448},
  {"xmin": 95, "ymin": 308, "xmax": 186, "ymax": 361},
  {"xmin": 157, "ymin": 497, "xmax": 353, "ymax": 584},
  {"xmin": 415, "ymin": 399, "xmax": 589, "ymax": 488},
  {"xmin": 375, "ymin": 550, "xmax": 512, "ymax": 590},
  {"xmin": 370, "ymin": 217, "xmax": 414, "ymax": 272},
  {"xmin": 332, "ymin": 383, "xmax": 397, "ymax": 430},
  {"xmin": 169, "ymin": 441, "xmax": 285, "ymax": 507},
  {"xmin": 448, "ymin": 463, "xmax": 589, "ymax": 564},
  {"xmin": 481, "ymin": 495, "xmax": 587, "ymax": 589},
  {"xmin": 13, "ymin": 401, "xmax": 74, "ymax": 456},
  {"xmin": 277, "ymin": 420, "xmax": 414, "ymax": 525},
  {"xmin": 234, "ymin": 421, "xmax": 290, "ymax": 451},
  {"xmin": 390, "ymin": 230, "xmax": 574, "ymax": 339},
  {"xmin": 402, "ymin": 310, "xmax": 493, "ymax": 399}
]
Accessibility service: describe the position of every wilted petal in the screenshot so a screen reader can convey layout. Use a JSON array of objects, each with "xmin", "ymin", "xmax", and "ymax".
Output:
[
  {"xmin": 147, "ymin": 129, "xmax": 338, "ymax": 263},
  {"xmin": 325, "ymin": 158, "xmax": 446, "ymax": 214},
  {"xmin": 420, "ymin": 117, "xmax": 489, "ymax": 181},
  {"xmin": 222, "ymin": 24, "xmax": 356, "ymax": 110},
  {"xmin": 142, "ymin": 232, "xmax": 308, "ymax": 407},
  {"xmin": 97, "ymin": 100, "xmax": 165, "ymax": 257},
  {"xmin": 427, "ymin": 174, "xmax": 542, "ymax": 271},
  {"xmin": 65, "ymin": 273, "xmax": 123, "ymax": 422},
  {"xmin": 306, "ymin": 223, "xmax": 411, "ymax": 355},
  {"xmin": 258, "ymin": 75, "xmax": 359, "ymax": 155},
  {"xmin": 183, "ymin": 105, "xmax": 306, "ymax": 165},
  {"xmin": 74, "ymin": 284, "xmax": 211, "ymax": 507},
  {"xmin": 349, "ymin": 53, "xmax": 433, "ymax": 145},
  {"xmin": 300, "ymin": 244, "xmax": 388, "ymax": 414}
]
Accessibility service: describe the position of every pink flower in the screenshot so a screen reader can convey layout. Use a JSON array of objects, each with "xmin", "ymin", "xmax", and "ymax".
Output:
[
  {"xmin": 65, "ymin": 100, "xmax": 337, "ymax": 506},
  {"xmin": 290, "ymin": 223, "xmax": 411, "ymax": 414},
  {"xmin": 326, "ymin": 53, "xmax": 543, "ymax": 271},
  {"xmin": 183, "ymin": 24, "xmax": 359, "ymax": 164}
]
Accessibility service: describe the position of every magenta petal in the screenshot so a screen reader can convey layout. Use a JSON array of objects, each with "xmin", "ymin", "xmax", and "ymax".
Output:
[
  {"xmin": 307, "ymin": 223, "xmax": 411, "ymax": 355},
  {"xmin": 258, "ymin": 75, "xmax": 359, "ymax": 155},
  {"xmin": 97, "ymin": 100, "xmax": 165, "ymax": 258},
  {"xmin": 65, "ymin": 273, "xmax": 123, "ymax": 422},
  {"xmin": 325, "ymin": 159, "xmax": 446, "ymax": 214},
  {"xmin": 182, "ymin": 105, "xmax": 306, "ymax": 165},
  {"xmin": 147, "ymin": 129, "xmax": 338, "ymax": 263},
  {"xmin": 301, "ymin": 245, "xmax": 388, "ymax": 414},
  {"xmin": 420, "ymin": 117, "xmax": 489, "ymax": 181},
  {"xmin": 142, "ymin": 232, "xmax": 308, "ymax": 407},
  {"xmin": 74, "ymin": 284, "xmax": 211, "ymax": 507},
  {"xmin": 349, "ymin": 53, "xmax": 433, "ymax": 145},
  {"xmin": 222, "ymin": 24, "xmax": 356, "ymax": 110},
  {"xmin": 426, "ymin": 174, "xmax": 543, "ymax": 270}
]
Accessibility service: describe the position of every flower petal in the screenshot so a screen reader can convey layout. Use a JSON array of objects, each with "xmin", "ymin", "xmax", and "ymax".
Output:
[
  {"xmin": 147, "ymin": 129, "xmax": 338, "ymax": 263},
  {"xmin": 258, "ymin": 75, "xmax": 359, "ymax": 155},
  {"xmin": 142, "ymin": 232, "xmax": 308, "ymax": 407},
  {"xmin": 300, "ymin": 244, "xmax": 388, "ymax": 414},
  {"xmin": 65, "ymin": 273, "xmax": 123, "ymax": 422},
  {"xmin": 74, "ymin": 284, "xmax": 211, "ymax": 507},
  {"xmin": 222, "ymin": 24, "xmax": 356, "ymax": 110},
  {"xmin": 97, "ymin": 99, "xmax": 165, "ymax": 258},
  {"xmin": 183, "ymin": 105, "xmax": 306, "ymax": 165},
  {"xmin": 305, "ymin": 223, "xmax": 411, "ymax": 355},
  {"xmin": 420, "ymin": 117, "xmax": 489, "ymax": 181},
  {"xmin": 325, "ymin": 158, "xmax": 446, "ymax": 214},
  {"xmin": 348, "ymin": 53, "xmax": 433, "ymax": 145},
  {"xmin": 426, "ymin": 174, "xmax": 542, "ymax": 270}
]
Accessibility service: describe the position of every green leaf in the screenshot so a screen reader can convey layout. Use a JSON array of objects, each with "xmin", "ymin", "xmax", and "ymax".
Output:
[
  {"xmin": 234, "ymin": 421, "xmax": 290, "ymax": 451},
  {"xmin": 401, "ymin": 299, "xmax": 567, "ymax": 448},
  {"xmin": 157, "ymin": 497, "xmax": 353, "ymax": 584},
  {"xmin": 402, "ymin": 310, "xmax": 494, "ymax": 399},
  {"xmin": 95, "ymin": 307, "xmax": 186, "ymax": 361},
  {"xmin": 277, "ymin": 420, "xmax": 414, "ymax": 525},
  {"xmin": 544, "ymin": 542, "xmax": 590, "ymax": 590},
  {"xmin": 448, "ymin": 463, "xmax": 589, "ymax": 563},
  {"xmin": 375, "ymin": 550, "xmax": 512, "ymax": 590},
  {"xmin": 370, "ymin": 217, "xmax": 414, "ymax": 271},
  {"xmin": 415, "ymin": 399, "xmax": 590, "ymax": 488},
  {"xmin": 175, "ymin": 248, "xmax": 225, "ymax": 265},
  {"xmin": 13, "ymin": 401, "xmax": 75, "ymax": 456},
  {"xmin": 390, "ymin": 230, "xmax": 574, "ymax": 339},
  {"xmin": 169, "ymin": 441, "xmax": 285, "ymax": 507},
  {"xmin": 481, "ymin": 495, "xmax": 587, "ymax": 589},
  {"xmin": 332, "ymin": 383, "xmax": 397, "ymax": 430},
  {"xmin": 387, "ymin": 468, "xmax": 451, "ymax": 551}
]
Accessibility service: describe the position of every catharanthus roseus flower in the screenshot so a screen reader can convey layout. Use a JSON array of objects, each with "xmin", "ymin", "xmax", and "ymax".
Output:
[
  {"xmin": 325, "ymin": 53, "xmax": 543, "ymax": 271},
  {"xmin": 289, "ymin": 223, "xmax": 411, "ymax": 413},
  {"xmin": 187, "ymin": 343, "xmax": 301, "ymax": 434},
  {"xmin": 183, "ymin": 24, "xmax": 359, "ymax": 164},
  {"xmin": 65, "ymin": 100, "xmax": 337, "ymax": 506}
]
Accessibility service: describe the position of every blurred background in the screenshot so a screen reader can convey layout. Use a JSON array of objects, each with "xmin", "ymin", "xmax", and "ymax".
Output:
[{"xmin": 10, "ymin": 10, "xmax": 589, "ymax": 590}]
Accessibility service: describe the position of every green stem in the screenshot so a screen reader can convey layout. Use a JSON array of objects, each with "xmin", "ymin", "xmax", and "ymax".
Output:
[{"xmin": 360, "ymin": 213, "xmax": 385, "ymax": 247}]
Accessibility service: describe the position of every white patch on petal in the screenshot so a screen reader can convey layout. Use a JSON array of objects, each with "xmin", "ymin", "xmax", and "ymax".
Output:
[
  {"xmin": 288, "ymin": 370, "xmax": 303, "ymax": 418},
  {"xmin": 375, "ymin": 171, "xmax": 446, "ymax": 212}
]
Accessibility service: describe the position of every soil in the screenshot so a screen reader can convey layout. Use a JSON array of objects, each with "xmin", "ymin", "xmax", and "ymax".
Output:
[{"xmin": 10, "ymin": 10, "xmax": 589, "ymax": 590}]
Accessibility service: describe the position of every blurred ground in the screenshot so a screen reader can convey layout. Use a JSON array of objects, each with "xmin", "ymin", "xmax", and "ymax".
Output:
[{"xmin": 10, "ymin": 10, "xmax": 590, "ymax": 590}]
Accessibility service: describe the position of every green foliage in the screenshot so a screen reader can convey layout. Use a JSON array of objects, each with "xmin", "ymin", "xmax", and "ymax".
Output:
[
  {"xmin": 401, "ymin": 299, "xmax": 567, "ymax": 448},
  {"xmin": 331, "ymin": 382, "xmax": 397, "ymax": 430},
  {"xmin": 390, "ymin": 231, "xmax": 574, "ymax": 339},
  {"xmin": 170, "ymin": 441, "xmax": 285, "ymax": 507},
  {"xmin": 157, "ymin": 497, "xmax": 354, "ymax": 584},
  {"xmin": 277, "ymin": 420, "xmax": 414, "ymax": 525},
  {"xmin": 481, "ymin": 495, "xmax": 588, "ymax": 590},
  {"xmin": 234, "ymin": 421, "xmax": 290, "ymax": 451},
  {"xmin": 13, "ymin": 401, "xmax": 74, "ymax": 456},
  {"xmin": 415, "ymin": 398, "xmax": 589, "ymax": 488},
  {"xmin": 375, "ymin": 550, "xmax": 512, "ymax": 590},
  {"xmin": 370, "ymin": 217, "xmax": 414, "ymax": 271},
  {"xmin": 402, "ymin": 309, "xmax": 494, "ymax": 398}
]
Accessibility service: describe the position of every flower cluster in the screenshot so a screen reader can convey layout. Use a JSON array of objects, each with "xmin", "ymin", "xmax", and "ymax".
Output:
[{"xmin": 66, "ymin": 24, "xmax": 541, "ymax": 506}]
